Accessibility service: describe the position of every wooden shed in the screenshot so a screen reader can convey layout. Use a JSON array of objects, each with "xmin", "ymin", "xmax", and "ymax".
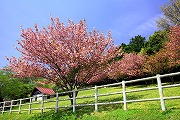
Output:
[{"xmin": 31, "ymin": 87, "xmax": 55, "ymax": 101}]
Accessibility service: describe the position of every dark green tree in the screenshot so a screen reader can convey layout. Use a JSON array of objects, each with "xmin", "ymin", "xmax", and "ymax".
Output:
[
  {"xmin": 0, "ymin": 69, "xmax": 34, "ymax": 100},
  {"xmin": 121, "ymin": 43, "xmax": 131, "ymax": 53},
  {"xmin": 121, "ymin": 35, "xmax": 146, "ymax": 53},
  {"xmin": 143, "ymin": 30, "xmax": 169, "ymax": 55}
]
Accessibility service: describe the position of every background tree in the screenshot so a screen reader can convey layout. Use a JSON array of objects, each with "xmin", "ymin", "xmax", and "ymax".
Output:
[
  {"xmin": 142, "ymin": 30, "xmax": 169, "ymax": 55},
  {"xmin": 108, "ymin": 53, "xmax": 146, "ymax": 80},
  {"xmin": 0, "ymin": 69, "xmax": 34, "ymax": 100},
  {"xmin": 143, "ymin": 26, "xmax": 180, "ymax": 75},
  {"xmin": 165, "ymin": 25, "xmax": 180, "ymax": 68},
  {"xmin": 156, "ymin": 0, "xmax": 180, "ymax": 29},
  {"xmin": 8, "ymin": 18, "xmax": 121, "ymax": 103},
  {"xmin": 121, "ymin": 35, "xmax": 146, "ymax": 53}
]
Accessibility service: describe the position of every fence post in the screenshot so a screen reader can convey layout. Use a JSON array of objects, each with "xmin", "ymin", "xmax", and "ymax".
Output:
[
  {"xmin": 157, "ymin": 74, "xmax": 166, "ymax": 111},
  {"xmin": 95, "ymin": 85, "xmax": 98, "ymax": 112},
  {"xmin": 41, "ymin": 94, "xmax": 44, "ymax": 114},
  {"xmin": 2, "ymin": 101, "xmax": 5, "ymax": 114},
  {"xmin": 9, "ymin": 100, "xmax": 13, "ymax": 114},
  {"xmin": 122, "ymin": 81, "xmax": 127, "ymax": 110},
  {"xmin": 73, "ymin": 90, "xmax": 76, "ymax": 112},
  {"xmin": 28, "ymin": 97, "xmax": 32, "ymax": 114},
  {"xmin": 18, "ymin": 99, "xmax": 22, "ymax": 114},
  {"xmin": 55, "ymin": 92, "xmax": 59, "ymax": 112}
]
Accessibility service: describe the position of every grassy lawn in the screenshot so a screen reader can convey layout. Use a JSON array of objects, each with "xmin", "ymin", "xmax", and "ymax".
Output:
[{"xmin": 0, "ymin": 82, "xmax": 180, "ymax": 120}]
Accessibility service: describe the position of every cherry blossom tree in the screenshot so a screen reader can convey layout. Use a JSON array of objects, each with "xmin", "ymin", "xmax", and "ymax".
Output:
[
  {"xmin": 166, "ymin": 25, "xmax": 180, "ymax": 65},
  {"xmin": 143, "ymin": 50, "xmax": 170, "ymax": 75},
  {"xmin": 143, "ymin": 25, "xmax": 180, "ymax": 75},
  {"xmin": 108, "ymin": 53, "xmax": 146, "ymax": 80},
  {"xmin": 7, "ymin": 18, "xmax": 121, "ymax": 102}
]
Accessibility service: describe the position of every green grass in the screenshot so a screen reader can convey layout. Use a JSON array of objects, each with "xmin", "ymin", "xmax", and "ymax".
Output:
[{"xmin": 1, "ymin": 82, "xmax": 180, "ymax": 120}]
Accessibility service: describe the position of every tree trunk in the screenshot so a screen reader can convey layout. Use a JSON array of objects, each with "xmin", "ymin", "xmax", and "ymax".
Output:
[
  {"xmin": 170, "ymin": 76, "xmax": 174, "ymax": 84},
  {"xmin": 0, "ymin": 97, "xmax": 3, "ymax": 108},
  {"xmin": 68, "ymin": 91, "xmax": 79, "ymax": 105}
]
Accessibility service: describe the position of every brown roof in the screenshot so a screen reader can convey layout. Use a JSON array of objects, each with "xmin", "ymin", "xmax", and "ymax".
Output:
[{"xmin": 35, "ymin": 87, "xmax": 55, "ymax": 95}]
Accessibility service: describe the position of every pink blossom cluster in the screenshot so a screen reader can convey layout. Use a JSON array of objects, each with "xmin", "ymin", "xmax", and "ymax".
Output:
[
  {"xmin": 8, "ymin": 18, "xmax": 121, "ymax": 91},
  {"xmin": 108, "ymin": 53, "xmax": 146, "ymax": 79}
]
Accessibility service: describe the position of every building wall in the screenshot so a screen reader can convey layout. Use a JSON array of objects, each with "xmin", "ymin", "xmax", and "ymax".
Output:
[{"xmin": 32, "ymin": 94, "xmax": 47, "ymax": 101}]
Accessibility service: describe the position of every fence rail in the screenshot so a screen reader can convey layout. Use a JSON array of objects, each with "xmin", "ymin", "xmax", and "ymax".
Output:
[{"xmin": 0, "ymin": 72, "xmax": 180, "ymax": 114}]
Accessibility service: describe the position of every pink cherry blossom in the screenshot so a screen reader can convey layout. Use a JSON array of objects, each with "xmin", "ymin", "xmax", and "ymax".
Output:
[
  {"xmin": 8, "ymin": 18, "xmax": 121, "ymax": 91},
  {"xmin": 108, "ymin": 53, "xmax": 146, "ymax": 79}
]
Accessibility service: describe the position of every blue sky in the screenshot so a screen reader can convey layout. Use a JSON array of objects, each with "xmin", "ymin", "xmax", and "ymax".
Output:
[{"xmin": 0, "ymin": 0, "xmax": 168, "ymax": 68}]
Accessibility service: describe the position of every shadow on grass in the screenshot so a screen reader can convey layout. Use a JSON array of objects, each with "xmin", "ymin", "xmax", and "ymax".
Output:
[
  {"xmin": 129, "ymin": 84, "xmax": 150, "ymax": 89},
  {"xmin": 28, "ymin": 94, "xmax": 144, "ymax": 120}
]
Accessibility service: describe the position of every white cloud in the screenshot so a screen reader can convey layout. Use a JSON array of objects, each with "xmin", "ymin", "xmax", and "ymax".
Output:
[{"xmin": 128, "ymin": 14, "xmax": 162, "ymax": 39}]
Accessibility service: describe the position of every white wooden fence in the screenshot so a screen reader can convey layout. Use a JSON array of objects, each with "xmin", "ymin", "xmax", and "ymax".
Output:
[{"xmin": 0, "ymin": 72, "xmax": 180, "ymax": 114}]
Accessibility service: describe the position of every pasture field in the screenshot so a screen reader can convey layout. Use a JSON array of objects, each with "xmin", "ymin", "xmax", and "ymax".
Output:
[{"xmin": 0, "ymin": 82, "xmax": 180, "ymax": 120}]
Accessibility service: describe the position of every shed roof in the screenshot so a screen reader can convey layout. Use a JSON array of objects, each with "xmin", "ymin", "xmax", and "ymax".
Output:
[{"xmin": 35, "ymin": 87, "xmax": 55, "ymax": 95}]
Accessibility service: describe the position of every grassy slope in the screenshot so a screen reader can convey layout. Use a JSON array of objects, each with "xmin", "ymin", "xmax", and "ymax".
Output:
[{"xmin": 0, "ymin": 82, "xmax": 180, "ymax": 120}]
